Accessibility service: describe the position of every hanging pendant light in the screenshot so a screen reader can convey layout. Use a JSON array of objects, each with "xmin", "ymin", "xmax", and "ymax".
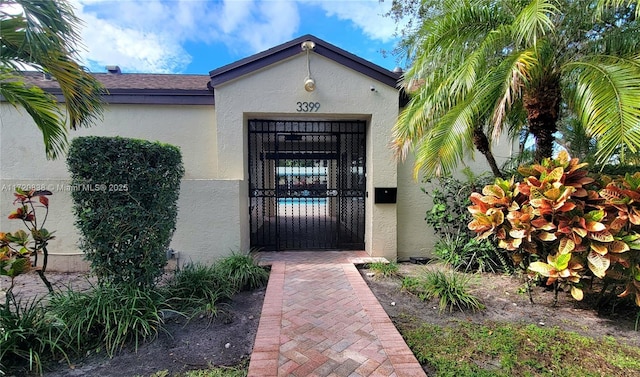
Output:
[{"xmin": 301, "ymin": 41, "xmax": 316, "ymax": 92}]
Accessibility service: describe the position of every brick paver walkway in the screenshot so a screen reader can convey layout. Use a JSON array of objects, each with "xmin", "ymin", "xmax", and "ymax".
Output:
[{"xmin": 248, "ymin": 251, "xmax": 426, "ymax": 377}]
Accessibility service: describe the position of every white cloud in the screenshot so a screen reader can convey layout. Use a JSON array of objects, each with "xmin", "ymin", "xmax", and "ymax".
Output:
[
  {"xmin": 303, "ymin": 0, "xmax": 399, "ymax": 42},
  {"xmin": 69, "ymin": 0, "xmax": 400, "ymax": 74},
  {"xmin": 210, "ymin": 0, "xmax": 300, "ymax": 55},
  {"xmin": 242, "ymin": 0, "xmax": 300, "ymax": 52},
  {"xmin": 72, "ymin": 0, "xmax": 195, "ymax": 73},
  {"xmin": 72, "ymin": 0, "xmax": 300, "ymax": 73},
  {"xmin": 219, "ymin": 0, "xmax": 254, "ymax": 34},
  {"xmin": 78, "ymin": 11, "xmax": 191, "ymax": 74}
]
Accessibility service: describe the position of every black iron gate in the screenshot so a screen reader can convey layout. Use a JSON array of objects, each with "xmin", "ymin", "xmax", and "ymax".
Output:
[{"xmin": 248, "ymin": 120, "xmax": 366, "ymax": 251}]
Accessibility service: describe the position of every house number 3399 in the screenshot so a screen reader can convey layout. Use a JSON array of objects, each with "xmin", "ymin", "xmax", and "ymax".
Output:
[{"xmin": 296, "ymin": 102, "xmax": 321, "ymax": 112}]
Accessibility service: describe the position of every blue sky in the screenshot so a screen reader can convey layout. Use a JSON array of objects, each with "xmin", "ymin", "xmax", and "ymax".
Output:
[{"xmin": 72, "ymin": 0, "xmax": 407, "ymax": 75}]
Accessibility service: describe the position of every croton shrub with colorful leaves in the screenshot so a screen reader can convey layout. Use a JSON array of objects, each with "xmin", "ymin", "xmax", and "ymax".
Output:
[
  {"xmin": 468, "ymin": 151, "xmax": 640, "ymax": 306},
  {"xmin": 1, "ymin": 188, "xmax": 55, "ymax": 302}
]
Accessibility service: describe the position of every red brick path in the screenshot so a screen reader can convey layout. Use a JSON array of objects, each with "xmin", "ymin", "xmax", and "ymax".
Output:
[{"xmin": 249, "ymin": 251, "xmax": 426, "ymax": 377}]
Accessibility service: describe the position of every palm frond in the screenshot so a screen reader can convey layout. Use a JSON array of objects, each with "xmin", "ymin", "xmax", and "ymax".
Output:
[
  {"xmin": 0, "ymin": 71, "xmax": 67, "ymax": 159},
  {"xmin": 490, "ymin": 48, "xmax": 538, "ymax": 134},
  {"xmin": 565, "ymin": 55, "xmax": 640, "ymax": 164},
  {"xmin": 596, "ymin": 0, "xmax": 640, "ymax": 19},
  {"xmin": 411, "ymin": 83, "xmax": 497, "ymax": 178},
  {"xmin": 0, "ymin": 0, "xmax": 104, "ymax": 159},
  {"xmin": 413, "ymin": 99, "xmax": 476, "ymax": 178},
  {"xmin": 513, "ymin": 0, "xmax": 558, "ymax": 46}
]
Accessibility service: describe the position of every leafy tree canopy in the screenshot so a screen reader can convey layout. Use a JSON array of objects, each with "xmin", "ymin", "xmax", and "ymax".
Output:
[{"xmin": 391, "ymin": 0, "xmax": 640, "ymax": 178}]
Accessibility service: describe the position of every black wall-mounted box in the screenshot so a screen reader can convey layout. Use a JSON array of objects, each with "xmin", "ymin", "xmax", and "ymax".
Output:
[{"xmin": 374, "ymin": 187, "xmax": 397, "ymax": 204}]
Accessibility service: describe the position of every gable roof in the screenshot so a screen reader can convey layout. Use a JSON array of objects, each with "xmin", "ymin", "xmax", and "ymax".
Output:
[
  {"xmin": 9, "ymin": 35, "xmax": 406, "ymax": 106},
  {"xmin": 209, "ymin": 34, "xmax": 401, "ymax": 89}
]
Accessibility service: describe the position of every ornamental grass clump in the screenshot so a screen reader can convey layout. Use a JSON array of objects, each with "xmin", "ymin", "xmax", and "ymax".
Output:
[
  {"xmin": 401, "ymin": 270, "xmax": 483, "ymax": 313},
  {"xmin": 161, "ymin": 262, "xmax": 236, "ymax": 316},
  {"xmin": 50, "ymin": 283, "xmax": 168, "ymax": 358},
  {"xmin": 216, "ymin": 252, "xmax": 269, "ymax": 292},
  {"xmin": 367, "ymin": 260, "xmax": 400, "ymax": 278},
  {"xmin": 468, "ymin": 150, "xmax": 640, "ymax": 307},
  {"xmin": 161, "ymin": 253, "xmax": 268, "ymax": 316},
  {"xmin": 0, "ymin": 296, "xmax": 69, "ymax": 375}
]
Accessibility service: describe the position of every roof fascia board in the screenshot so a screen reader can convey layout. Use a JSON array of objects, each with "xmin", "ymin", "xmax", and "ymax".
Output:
[
  {"xmin": 26, "ymin": 88, "xmax": 215, "ymax": 105},
  {"xmin": 209, "ymin": 34, "xmax": 401, "ymax": 89},
  {"xmin": 209, "ymin": 43, "xmax": 299, "ymax": 87}
]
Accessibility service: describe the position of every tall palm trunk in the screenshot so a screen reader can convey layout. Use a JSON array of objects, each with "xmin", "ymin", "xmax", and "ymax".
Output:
[
  {"xmin": 524, "ymin": 77, "xmax": 561, "ymax": 162},
  {"xmin": 473, "ymin": 127, "xmax": 504, "ymax": 178}
]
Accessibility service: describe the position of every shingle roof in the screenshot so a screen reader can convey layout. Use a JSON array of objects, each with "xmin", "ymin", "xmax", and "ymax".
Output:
[
  {"xmin": 11, "ymin": 35, "xmax": 406, "ymax": 106},
  {"xmin": 20, "ymin": 71, "xmax": 210, "ymax": 91},
  {"xmin": 17, "ymin": 71, "xmax": 213, "ymax": 105}
]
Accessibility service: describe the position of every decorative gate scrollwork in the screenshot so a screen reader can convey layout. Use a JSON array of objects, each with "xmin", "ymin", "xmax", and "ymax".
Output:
[{"xmin": 248, "ymin": 120, "xmax": 366, "ymax": 251}]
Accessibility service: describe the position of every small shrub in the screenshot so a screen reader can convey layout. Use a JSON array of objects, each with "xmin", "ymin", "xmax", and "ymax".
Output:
[
  {"xmin": 0, "ymin": 296, "xmax": 68, "ymax": 374},
  {"xmin": 468, "ymin": 151, "xmax": 640, "ymax": 307},
  {"xmin": 67, "ymin": 136, "xmax": 184, "ymax": 288},
  {"xmin": 406, "ymin": 270, "xmax": 483, "ymax": 313},
  {"xmin": 367, "ymin": 261, "xmax": 399, "ymax": 278},
  {"xmin": 50, "ymin": 283, "xmax": 167, "ymax": 357},
  {"xmin": 424, "ymin": 169, "xmax": 513, "ymax": 274},
  {"xmin": 1, "ymin": 188, "xmax": 56, "ymax": 297},
  {"xmin": 423, "ymin": 169, "xmax": 490, "ymax": 239},
  {"xmin": 216, "ymin": 252, "xmax": 269, "ymax": 292},
  {"xmin": 161, "ymin": 262, "xmax": 236, "ymax": 315},
  {"xmin": 434, "ymin": 236, "xmax": 511, "ymax": 273}
]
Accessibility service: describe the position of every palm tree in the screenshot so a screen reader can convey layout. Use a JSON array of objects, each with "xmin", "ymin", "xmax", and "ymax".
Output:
[
  {"xmin": 0, "ymin": 0, "xmax": 103, "ymax": 159},
  {"xmin": 392, "ymin": 0, "xmax": 640, "ymax": 178},
  {"xmin": 597, "ymin": 0, "xmax": 640, "ymax": 17}
]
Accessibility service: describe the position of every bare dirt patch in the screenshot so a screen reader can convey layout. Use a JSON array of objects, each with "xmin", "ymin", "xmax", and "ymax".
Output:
[
  {"xmin": 2, "ymin": 273, "xmax": 265, "ymax": 377},
  {"xmin": 361, "ymin": 263, "xmax": 640, "ymax": 347}
]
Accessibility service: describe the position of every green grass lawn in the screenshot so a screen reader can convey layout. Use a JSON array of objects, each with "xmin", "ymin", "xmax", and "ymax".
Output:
[{"xmin": 402, "ymin": 320, "xmax": 640, "ymax": 377}]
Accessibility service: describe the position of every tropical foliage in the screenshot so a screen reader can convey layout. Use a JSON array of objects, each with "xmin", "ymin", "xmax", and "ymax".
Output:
[
  {"xmin": 1, "ymin": 188, "xmax": 55, "ymax": 302},
  {"xmin": 402, "ymin": 270, "xmax": 484, "ymax": 312},
  {"xmin": 468, "ymin": 151, "xmax": 640, "ymax": 306},
  {"xmin": 1, "ymin": 252, "xmax": 268, "ymax": 374},
  {"xmin": 391, "ymin": 0, "xmax": 640, "ymax": 178},
  {"xmin": 0, "ymin": 296, "xmax": 69, "ymax": 375},
  {"xmin": 424, "ymin": 170, "xmax": 513, "ymax": 272},
  {"xmin": 0, "ymin": 0, "xmax": 104, "ymax": 159}
]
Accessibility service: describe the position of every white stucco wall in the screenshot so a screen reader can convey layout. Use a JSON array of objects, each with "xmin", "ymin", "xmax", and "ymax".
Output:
[
  {"xmin": 1, "ymin": 50, "xmax": 517, "ymax": 271},
  {"xmin": 214, "ymin": 52, "xmax": 399, "ymax": 259},
  {"xmin": 0, "ymin": 102, "xmax": 238, "ymax": 270},
  {"xmin": 396, "ymin": 133, "xmax": 516, "ymax": 261},
  {"xmin": 1, "ymin": 104, "xmax": 217, "ymax": 179}
]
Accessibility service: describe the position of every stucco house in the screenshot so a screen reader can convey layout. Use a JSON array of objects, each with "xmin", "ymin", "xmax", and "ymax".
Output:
[{"xmin": 0, "ymin": 35, "xmax": 513, "ymax": 271}]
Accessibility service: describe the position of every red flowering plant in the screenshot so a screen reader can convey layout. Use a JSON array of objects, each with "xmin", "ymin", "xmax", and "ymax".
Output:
[
  {"xmin": 468, "ymin": 151, "xmax": 640, "ymax": 306},
  {"xmin": 1, "ymin": 188, "xmax": 55, "ymax": 304}
]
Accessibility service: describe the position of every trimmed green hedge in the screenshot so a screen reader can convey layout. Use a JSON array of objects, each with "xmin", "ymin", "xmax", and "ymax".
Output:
[{"xmin": 67, "ymin": 136, "xmax": 184, "ymax": 287}]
